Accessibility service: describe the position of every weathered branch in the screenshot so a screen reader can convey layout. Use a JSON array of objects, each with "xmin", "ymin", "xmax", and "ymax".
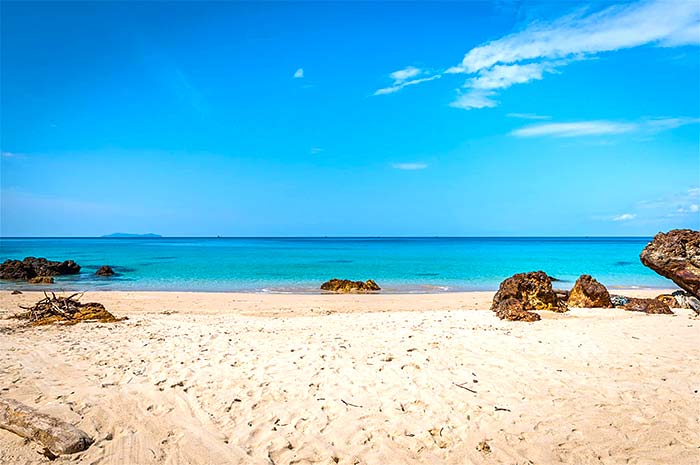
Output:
[{"xmin": 0, "ymin": 397, "xmax": 93, "ymax": 455}]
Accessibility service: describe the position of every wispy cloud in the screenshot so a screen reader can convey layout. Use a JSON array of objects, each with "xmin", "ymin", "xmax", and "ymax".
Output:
[
  {"xmin": 612, "ymin": 213, "xmax": 636, "ymax": 222},
  {"xmin": 375, "ymin": 1, "xmax": 700, "ymax": 109},
  {"xmin": 638, "ymin": 187, "xmax": 700, "ymax": 217},
  {"xmin": 392, "ymin": 162, "xmax": 428, "ymax": 170},
  {"xmin": 511, "ymin": 117, "xmax": 699, "ymax": 138},
  {"xmin": 310, "ymin": 147, "xmax": 323, "ymax": 155},
  {"xmin": 507, "ymin": 113, "xmax": 551, "ymax": 120},
  {"xmin": 374, "ymin": 66, "xmax": 442, "ymax": 95},
  {"xmin": 293, "ymin": 68, "xmax": 304, "ymax": 79},
  {"xmin": 512, "ymin": 120, "xmax": 637, "ymax": 137}
]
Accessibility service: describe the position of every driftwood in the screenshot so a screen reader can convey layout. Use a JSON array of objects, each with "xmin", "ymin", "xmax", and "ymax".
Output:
[
  {"xmin": 14, "ymin": 292, "xmax": 120, "ymax": 325},
  {"xmin": 0, "ymin": 397, "xmax": 93, "ymax": 454}
]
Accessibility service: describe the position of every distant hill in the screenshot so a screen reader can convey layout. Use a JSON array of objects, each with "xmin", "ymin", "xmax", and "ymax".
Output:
[{"xmin": 102, "ymin": 233, "xmax": 162, "ymax": 238}]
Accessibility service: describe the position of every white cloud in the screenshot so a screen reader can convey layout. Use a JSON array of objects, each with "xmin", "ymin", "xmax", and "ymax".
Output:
[
  {"xmin": 392, "ymin": 162, "xmax": 428, "ymax": 170},
  {"xmin": 507, "ymin": 112, "xmax": 551, "ymax": 120},
  {"xmin": 644, "ymin": 116, "xmax": 700, "ymax": 132},
  {"xmin": 677, "ymin": 204, "xmax": 699, "ymax": 213},
  {"xmin": 449, "ymin": 1, "xmax": 699, "ymax": 75},
  {"xmin": 612, "ymin": 213, "xmax": 636, "ymax": 221},
  {"xmin": 390, "ymin": 66, "xmax": 421, "ymax": 82},
  {"xmin": 511, "ymin": 120, "xmax": 637, "ymax": 137},
  {"xmin": 511, "ymin": 116, "xmax": 699, "ymax": 137},
  {"xmin": 449, "ymin": 90, "xmax": 497, "ymax": 110},
  {"xmin": 293, "ymin": 68, "xmax": 304, "ymax": 79},
  {"xmin": 374, "ymin": 1, "xmax": 699, "ymax": 109},
  {"xmin": 310, "ymin": 147, "xmax": 323, "ymax": 154},
  {"xmin": 374, "ymin": 67, "xmax": 442, "ymax": 95}
]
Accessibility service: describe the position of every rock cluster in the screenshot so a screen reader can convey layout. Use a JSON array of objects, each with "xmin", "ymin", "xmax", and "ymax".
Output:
[
  {"xmin": 320, "ymin": 278, "xmax": 381, "ymax": 293},
  {"xmin": 95, "ymin": 266, "xmax": 115, "ymax": 276},
  {"xmin": 567, "ymin": 274, "xmax": 613, "ymax": 308},
  {"xmin": 0, "ymin": 257, "xmax": 80, "ymax": 281},
  {"xmin": 491, "ymin": 271, "xmax": 566, "ymax": 321},
  {"xmin": 28, "ymin": 276, "xmax": 54, "ymax": 284},
  {"xmin": 640, "ymin": 229, "xmax": 700, "ymax": 298}
]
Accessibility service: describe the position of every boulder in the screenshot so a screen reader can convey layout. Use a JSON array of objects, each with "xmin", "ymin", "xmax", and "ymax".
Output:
[
  {"xmin": 28, "ymin": 276, "xmax": 54, "ymax": 284},
  {"xmin": 624, "ymin": 298, "xmax": 673, "ymax": 315},
  {"xmin": 0, "ymin": 257, "xmax": 80, "ymax": 281},
  {"xmin": 320, "ymin": 278, "xmax": 381, "ymax": 293},
  {"xmin": 493, "ymin": 297, "xmax": 540, "ymax": 322},
  {"xmin": 640, "ymin": 229, "xmax": 700, "ymax": 298},
  {"xmin": 11, "ymin": 290, "xmax": 22, "ymax": 295},
  {"xmin": 567, "ymin": 275, "xmax": 613, "ymax": 308},
  {"xmin": 491, "ymin": 271, "xmax": 567, "ymax": 313},
  {"xmin": 95, "ymin": 266, "xmax": 115, "ymax": 276}
]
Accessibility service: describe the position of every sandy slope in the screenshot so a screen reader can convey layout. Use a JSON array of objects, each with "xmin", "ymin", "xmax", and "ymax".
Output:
[{"xmin": 0, "ymin": 290, "xmax": 698, "ymax": 465}]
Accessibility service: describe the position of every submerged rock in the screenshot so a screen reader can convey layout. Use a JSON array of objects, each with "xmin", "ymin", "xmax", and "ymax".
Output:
[
  {"xmin": 568, "ymin": 274, "xmax": 613, "ymax": 308},
  {"xmin": 95, "ymin": 266, "xmax": 115, "ymax": 277},
  {"xmin": 28, "ymin": 276, "xmax": 54, "ymax": 284},
  {"xmin": 491, "ymin": 271, "xmax": 567, "ymax": 314},
  {"xmin": 624, "ymin": 298, "xmax": 673, "ymax": 315},
  {"xmin": 0, "ymin": 257, "xmax": 80, "ymax": 281},
  {"xmin": 320, "ymin": 278, "xmax": 381, "ymax": 293},
  {"xmin": 493, "ymin": 297, "xmax": 541, "ymax": 322},
  {"xmin": 640, "ymin": 229, "xmax": 700, "ymax": 298}
]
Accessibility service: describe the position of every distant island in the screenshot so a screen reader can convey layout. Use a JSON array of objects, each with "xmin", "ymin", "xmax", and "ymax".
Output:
[{"xmin": 101, "ymin": 233, "xmax": 162, "ymax": 238}]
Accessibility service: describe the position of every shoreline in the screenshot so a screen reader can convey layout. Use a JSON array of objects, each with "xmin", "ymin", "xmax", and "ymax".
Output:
[{"xmin": 1, "ymin": 288, "xmax": 679, "ymax": 318}]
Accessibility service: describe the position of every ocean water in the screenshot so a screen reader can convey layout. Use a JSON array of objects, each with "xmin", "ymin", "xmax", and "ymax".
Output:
[{"xmin": 0, "ymin": 237, "xmax": 671, "ymax": 293}]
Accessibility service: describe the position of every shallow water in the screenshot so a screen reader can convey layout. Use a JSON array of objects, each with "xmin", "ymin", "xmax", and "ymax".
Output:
[{"xmin": 0, "ymin": 237, "xmax": 670, "ymax": 292}]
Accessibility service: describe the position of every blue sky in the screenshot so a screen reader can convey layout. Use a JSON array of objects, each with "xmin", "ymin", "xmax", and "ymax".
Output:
[{"xmin": 1, "ymin": 0, "xmax": 698, "ymax": 237}]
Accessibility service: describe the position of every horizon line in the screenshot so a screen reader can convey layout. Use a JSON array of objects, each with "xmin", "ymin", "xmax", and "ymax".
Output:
[{"xmin": 0, "ymin": 235, "xmax": 657, "ymax": 239}]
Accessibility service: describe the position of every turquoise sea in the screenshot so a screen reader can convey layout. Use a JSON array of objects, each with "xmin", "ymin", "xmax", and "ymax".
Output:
[{"xmin": 0, "ymin": 237, "xmax": 672, "ymax": 293}]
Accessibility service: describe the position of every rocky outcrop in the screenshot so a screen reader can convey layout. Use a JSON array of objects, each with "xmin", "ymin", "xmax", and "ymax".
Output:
[
  {"xmin": 95, "ymin": 266, "xmax": 115, "ymax": 277},
  {"xmin": 491, "ymin": 271, "xmax": 567, "ymax": 317},
  {"xmin": 624, "ymin": 298, "xmax": 673, "ymax": 315},
  {"xmin": 640, "ymin": 229, "xmax": 700, "ymax": 298},
  {"xmin": 320, "ymin": 279, "xmax": 381, "ymax": 293},
  {"xmin": 28, "ymin": 276, "xmax": 54, "ymax": 284},
  {"xmin": 567, "ymin": 275, "xmax": 613, "ymax": 308},
  {"xmin": 0, "ymin": 257, "xmax": 80, "ymax": 281},
  {"xmin": 493, "ymin": 297, "xmax": 541, "ymax": 322}
]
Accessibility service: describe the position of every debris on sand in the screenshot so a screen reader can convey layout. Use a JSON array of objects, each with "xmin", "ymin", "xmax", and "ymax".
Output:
[{"xmin": 13, "ymin": 292, "xmax": 123, "ymax": 325}]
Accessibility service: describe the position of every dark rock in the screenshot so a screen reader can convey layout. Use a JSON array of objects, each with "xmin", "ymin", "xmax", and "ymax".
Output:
[
  {"xmin": 95, "ymin": 266, "xmax": 115, "ymax": 277},
  {"xmin": 624, "ymin": 298, "xmax": 673, "ymax": 315},
  {"xmin": 28, "ymin": 276, "xmax": 54, "ymax": 284},
  {"xmin": 491, "ymin": 271, "xmax": 567, "ymax": 313},
  {"xmin": 568, "ymin": 274, "xmax": 613, "ymax": 308},
  {"xmin": 11, "ymin": 290, "xmax": 22, "ymax": 295},
  {"xmin": 0, "ymin": 257, "xmax": 80, "ymax": 281},
  {"xmin": 493, "ymin": 297, "xmax": 541, "ymax": 322},
  {"xmin": 610, "ymin": 295, "xmax": 629, "ymax": 307},
  {"xmin": 640, "ymin": 229, "xmax": 700, "ymax": 298},
  {"xmin": 0, "ymin": 260, "xmax": 35, "ymax": 280},
  {"xmin": 320, "ymin": 279, "xmax": 381, "ymax": 293}
]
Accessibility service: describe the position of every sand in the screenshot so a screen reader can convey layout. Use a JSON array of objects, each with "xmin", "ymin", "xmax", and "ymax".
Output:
[{"xmin": 1, "ymin": 290, "xmax": 698, "ymax": 465}]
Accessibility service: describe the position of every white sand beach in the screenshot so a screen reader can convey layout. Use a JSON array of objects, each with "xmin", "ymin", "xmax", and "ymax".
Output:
[{"xmin": 1, "ymin": 290, "xmax": 698, "ymax": 465}]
